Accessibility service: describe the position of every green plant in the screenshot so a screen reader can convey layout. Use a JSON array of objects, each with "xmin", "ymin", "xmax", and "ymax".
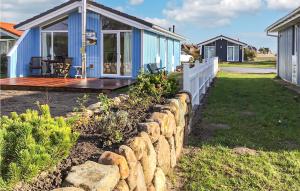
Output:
[
  {"xmin": 97, "ymin": 93, "xmax": 113, "ymax": 115},
  {"xmin": 0, "ymin": 105, "xmax": 78, "ymax": 190},
  {"xmin": 74, "ymin": 94, "xmax": 89, "ymax": 112},
  {"xmin": 244, "ymin": 48, "xmax": 257, "ymax": 61},
  {"xmin": 130, "ymin": 72, "xmax": 178, "ymax": 101}
]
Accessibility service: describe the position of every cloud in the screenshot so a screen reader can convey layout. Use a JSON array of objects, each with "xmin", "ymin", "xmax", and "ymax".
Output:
[
  {"xmin": 1, "ymin": 0, "xmax": 66, "ymax": 23},
  {"xmin": 162, "ymin": 0, "xmax": 262, "ymax": 27},
  {"xmin": 115, "ymin": 6, "xmax": 125, "ymax": 12},
  {"xmin": 144, "ymin": 17, "xmax": 170, "ymax": 28},
  {"xmin": 265, "ymin": 0, "xmax": 300, "ymax": 10},
  {"xmin": 128, "ymin": 0, "xmax": 144, "ymax": 5}
]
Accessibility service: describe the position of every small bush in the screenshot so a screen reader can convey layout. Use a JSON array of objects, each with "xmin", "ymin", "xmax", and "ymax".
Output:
[
  {"xmin": 0, "ymin": 105, "xmax": 78, "ymax": 190},
  {"xmin": 130, "ymin": 72, "xmax": 178, "ymax": 101},
  {"xmin": 244, "ymin": 48, "xmax": 257, "ymax": 61}
]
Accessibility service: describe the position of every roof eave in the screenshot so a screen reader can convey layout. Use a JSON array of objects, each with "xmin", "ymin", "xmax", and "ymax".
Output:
[
  {"xmin": 15, "ymin": 0, "xmax": 81, "ymax": 30},
  {"xmin": 198, "ymin": 35, "xmax": 247, "ymax": 47},
  {"xmin": 266, "ymin": 7, "xmax": 300, "ymax": 33}
]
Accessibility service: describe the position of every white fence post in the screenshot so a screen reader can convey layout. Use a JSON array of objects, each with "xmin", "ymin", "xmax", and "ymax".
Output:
[{"xmin": 183, "ymin": 57, "xmax": 219, "ymax": 108}]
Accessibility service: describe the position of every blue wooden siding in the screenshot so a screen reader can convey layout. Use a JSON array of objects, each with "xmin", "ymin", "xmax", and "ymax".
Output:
[
  {"xmin": 173, "ymin": 40, "xmax": 180, "ymax": 68},
  {"xmin": 132, "ymin": 28, "xmax": 141, "ymax": 78},
  {"xmin": 86, "ymin": 11, "xmax": 101, "ymax": 77},
  {"xmin": 143, "ymin": 31, "xmax": 158, "ymax": 71},
  {"xmin": 68, "ymin": 12, "xmax": 82, "ymax": 76},
  {"xmin": 8, "ymin": 28, "xmax": 40, "ymax": 78},
  {"xmin": 159, "ymin": 36, "xmax": 166, "ymax": 69},
  {"xmin": 143, "ymin": 31, "xmax": 180, "ymax": 73},
  {"xmin": 167, "ymin": 39, "xmax": 174, "ymax": 72}
]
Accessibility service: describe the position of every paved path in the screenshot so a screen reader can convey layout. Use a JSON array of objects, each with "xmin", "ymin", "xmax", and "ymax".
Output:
[{"xmin": 221, "ymin": 67, "xmax": 276, "ymax": 74}]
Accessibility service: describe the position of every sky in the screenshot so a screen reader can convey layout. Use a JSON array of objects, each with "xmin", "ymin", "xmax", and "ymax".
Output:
[{"xmin": 1, "ymin": 0, "xmax": 300, "ymax": 52}]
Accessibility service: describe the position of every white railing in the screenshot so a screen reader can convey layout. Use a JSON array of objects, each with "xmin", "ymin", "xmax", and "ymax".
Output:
[{"xmin": 183, "ymin": 57, "xmax": 219, "ymax": 107}]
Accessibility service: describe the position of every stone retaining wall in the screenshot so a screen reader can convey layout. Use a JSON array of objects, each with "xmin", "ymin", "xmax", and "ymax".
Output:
[{"xmin": 53, "ymin": 92, "xmax": 191, "ymax": 191}]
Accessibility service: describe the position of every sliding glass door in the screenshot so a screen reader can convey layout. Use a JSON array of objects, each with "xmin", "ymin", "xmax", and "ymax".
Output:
[
  {"xmin": 227, "ymin": 46, "xmax": 239, "ymax": 62},
  {"xmin": 103, "ymin": 33, "xmax": 118, "ymax": 75},
  {"xmin": 102, "ymin": 31, "xmax": 132, "ymax": 77}
]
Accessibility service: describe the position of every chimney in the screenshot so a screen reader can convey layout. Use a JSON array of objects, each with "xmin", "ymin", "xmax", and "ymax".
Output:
[
  {"xmin": 169, "ymin": 27, "xmax": 172, "ymax": 32},
  {"xmin": 172, "ymin": 25, "xmax": 175, "ymax": 33}
]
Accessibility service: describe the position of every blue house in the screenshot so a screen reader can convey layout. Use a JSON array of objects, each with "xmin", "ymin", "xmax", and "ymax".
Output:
[
  {"xmin": 198, "ymin": 35, "xmax": 248, "ymax": 62},
  {"xmin": 7, "ymin": 0, "xmax": 185, "ymax": 79}
]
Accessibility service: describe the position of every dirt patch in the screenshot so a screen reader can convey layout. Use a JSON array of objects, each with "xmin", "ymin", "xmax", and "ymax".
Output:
[
  {"xmin": 0, "ymin": 90, "xmax": 101, "ymax": 117},
  {"xmin": 280, "ymin": 140, "xmax": 299, "ymax": 150},
  {"xmin": 232, "ymin": 147, "xmax": 257, "ymax": 156},
  {"xmin": 15, "ymin": 136, "xmax": 104, "ymax": 191},
  {"xmin": 192, "ymin": 122, "xmax": 231, "ymax": 141},
  {"xmin": 274, "ymin": 79, "xmax": 300, "ymax": 95},
  {"xmin": 240, "ymin": 111, "xmax": 256, "ymax": 117}
]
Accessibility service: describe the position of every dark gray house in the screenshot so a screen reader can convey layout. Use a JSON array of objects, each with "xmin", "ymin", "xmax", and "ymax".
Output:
[
  {"xmin": 198, "ymin": 35, "xmax": 248, "ymax": 62},
  {"xmin": 266, "ymin": 7, "xmax": 300, "ymax": 86}
]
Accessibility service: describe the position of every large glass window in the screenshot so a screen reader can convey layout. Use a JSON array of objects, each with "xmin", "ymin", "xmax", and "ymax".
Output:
[
  {"xmin": 0, "ymin": 41, "xmax": 7, "ymax": 55},
  {"xmin": 102, "ymin": 16, "xmax": 132, "ymax": 30},
  {"xmin": 204, "ymin": 46, "xmax": 216, "ymax": 59},
  {"xmin": 41, "ymin": 18, "xmax": 68, "ymax": 59},
  {"xmin": 42, "ymin": 18, "xmax": 68, "ymax": 31}
]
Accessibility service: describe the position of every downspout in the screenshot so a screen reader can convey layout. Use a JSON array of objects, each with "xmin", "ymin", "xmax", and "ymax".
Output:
[{"xmin": 81, "ymin": 0, "xmax": 87, "ymax": 79}]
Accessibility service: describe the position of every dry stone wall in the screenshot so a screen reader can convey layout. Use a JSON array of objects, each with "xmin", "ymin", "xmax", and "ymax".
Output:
[{"xmin": 55, "ymin": 92, "xmax": 191, "ymax": 191}]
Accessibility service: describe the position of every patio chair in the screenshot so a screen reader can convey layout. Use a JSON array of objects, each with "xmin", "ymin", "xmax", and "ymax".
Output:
[
  {"xmin": 147, "ymin": 63, "xmax": 166, "ymax": 74},
  {"xmin": 29, "ymin": 57, "xmax": 43, "ymax": 76}
]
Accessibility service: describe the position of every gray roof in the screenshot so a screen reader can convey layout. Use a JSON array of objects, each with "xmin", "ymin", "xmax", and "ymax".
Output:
[{"xmin": 266, "ymin": 6, "xmax": 300, "ymax": 32}]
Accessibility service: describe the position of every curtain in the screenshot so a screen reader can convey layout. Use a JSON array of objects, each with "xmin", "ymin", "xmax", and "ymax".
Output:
[{"xmin": 123, "ymin": 32, "xmax": 132, "ymax": 76}]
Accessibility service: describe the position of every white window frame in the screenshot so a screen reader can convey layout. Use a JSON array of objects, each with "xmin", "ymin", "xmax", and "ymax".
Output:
[
  {"xmin": 101, "ymin": 30, "xmax": 133, "ymax": 78},
  {"xmin": 227, "ymin": 46, "xmax": 239, "ymax": 62},
  {"xmin": 0, "ymin": 39, "xmax": 16, "ymax": 54},
  {"xmin": 156, "ymin": 36, "xmax": 161, "ymax": 66},
  {"xmin": 204, "ymin": 46, "xmax": 216, "ymax": 59},
  {"xmin": 40, "ymin": 30, "xmax": 68, "ymax": 60}
]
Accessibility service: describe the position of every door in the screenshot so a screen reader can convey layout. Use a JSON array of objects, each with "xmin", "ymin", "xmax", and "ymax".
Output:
[
  {"xmin": 102, "ymin": 31, "xmax": 132, "ymax": 77},
  {"xmin": 102, "ymin": 32, "xmax": 119, "ymax": 76},
  {"xmin": 227, "ymin": 46, "xmax": 234, "ymax": 61}
]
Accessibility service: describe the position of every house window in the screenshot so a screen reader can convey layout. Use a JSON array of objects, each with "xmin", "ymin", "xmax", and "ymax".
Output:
[
  {"xmin": 204, "ymin": 46, "xmax": 216, "ymax": 59},
  {"xmin": 41, "ymin": 18, "xmax": 68, "ymax": 59},
  {"xmin": 102, "ymin": 16, "xmax": 132, "ymax": 30},
  {"xmin": 0, "ymin": 39, "xmax": 16, "ymax": 55}
]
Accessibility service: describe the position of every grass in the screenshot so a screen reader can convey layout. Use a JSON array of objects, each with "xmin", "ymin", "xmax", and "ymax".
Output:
[
  {"xmin": 178, "ymin": 72, "xmax": 300, "ymax": 191},
  {"xmin": 220, "ymin": 61, "xmax": 276, "ymax": 68}
]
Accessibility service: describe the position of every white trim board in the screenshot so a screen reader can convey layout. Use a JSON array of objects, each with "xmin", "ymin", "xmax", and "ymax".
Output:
[
  {"xmin": 198, "ymin": 36, "xmax": 247, "ymax": 47},
  {"xmin": 7, "ymin": 30, "xmax": 30, "ymax": 57},
  {"xmin": 15, "ymin": 1, "xmax": 81, "ymax": 30}
]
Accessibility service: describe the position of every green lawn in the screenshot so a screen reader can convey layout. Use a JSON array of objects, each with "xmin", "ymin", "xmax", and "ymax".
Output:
[
  {"xmin": 178, "ymin": 72, "xmax": 300, "ymax": 191},
  {"xmin": 220, "ymin": 61, "xmax": 276, "ymax": 68}
]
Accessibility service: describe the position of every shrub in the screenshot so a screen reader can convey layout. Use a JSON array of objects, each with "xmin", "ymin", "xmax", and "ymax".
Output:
[
  {"xmin": 0, "ymin": 105, "xmax": 78, "ymax": 190},
  {"xmin": 244, "ymin": 48, "xmax": 257, "ymax": 61},
  {"xmin": 130, "ymin": 72, "xmax": 178, "ymax": 101},
  {"xmin": 73, "ymin": 94, "xmax": 89, "ymax": 112}
]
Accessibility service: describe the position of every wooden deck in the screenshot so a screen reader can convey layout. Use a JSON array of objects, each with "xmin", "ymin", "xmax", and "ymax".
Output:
[{"xmin": 0, "ymin": 77, "xmax": 135, "ymax": 92}]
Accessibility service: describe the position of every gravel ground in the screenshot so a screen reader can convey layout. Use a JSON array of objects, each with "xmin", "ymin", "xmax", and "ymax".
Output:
[
  {"xmin": 0, "ymin": 90, "xmax": 101, "ymax": 117},
  {"xmin": 221, "ymin": 66, "xmax": 276, "ymax": 74}
]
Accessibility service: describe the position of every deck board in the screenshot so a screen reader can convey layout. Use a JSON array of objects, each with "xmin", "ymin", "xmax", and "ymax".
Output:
[{"xmin": 0, "ymin": 77, "xmax": 134, "ymax": 92}]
